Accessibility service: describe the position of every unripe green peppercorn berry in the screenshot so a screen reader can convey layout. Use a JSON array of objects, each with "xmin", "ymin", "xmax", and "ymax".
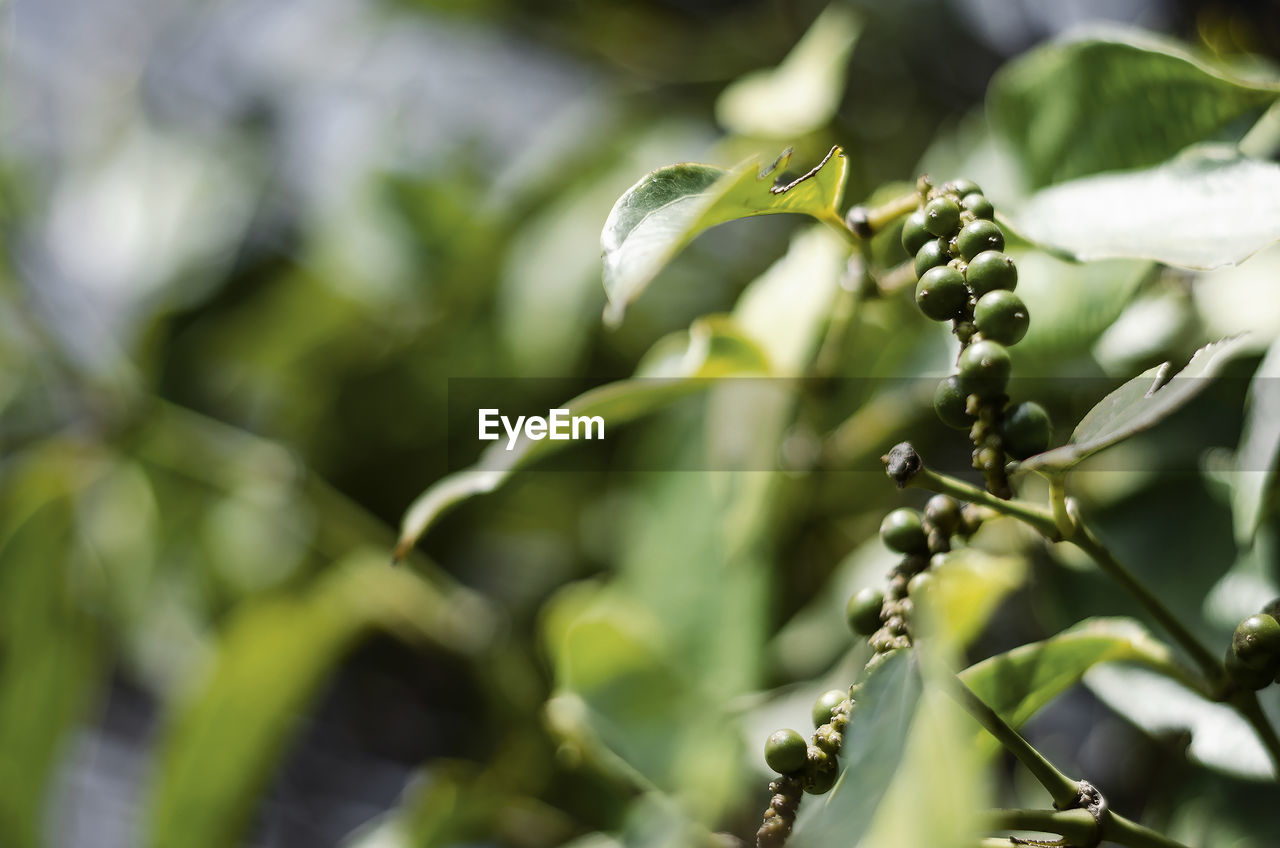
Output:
[
  {"xmin": 924, "ymin": 494, "xmax": 962, "ymax": 535},
  {"xmin": 914, "ymin": 239, "xmax": 949, "ymax": 278},
  {"xmin": 812, "ymin": 689, "xmax": 847, "ymax": 727},
  {"xmin": 956, "ymin": 219, "xmax": 1005, "ymax": 260},
  {"xmin": 764, "ymin": 729, "xmax": 809, "ymax": 774},
  {"xmin": 957, "ymin": 339, "xmax": 1012, "ymax": 398},
  {"xmin": 965, "ymin": 250, "xmax": 1017, "ymax": 296},
  {"xmin": 804, "ymin": 764, "xmax": 837, "ymax": 795},
  {"xmin": 934, "ymin": 375, "xmax": 972, "ymax": 430},
  {"xmin": 924, "ymin": 197, "xmax": 960, "ymax": 237},
  {"xmin": 1232, "ymin": 613, "xmax": 1280, "ymax": 669},
  {"xmin": 947, "ymin": 179, "xmax": 981, "ymax": 196},
  {"xmin": 974, "ymin": 290, "xmax": 1030, "ymax": 346},
  {"xmin": 1002, "ymin": 401, "xmax": 1052, "ymax": 459},
  {"xmin": 915, "ymin": 266, "xmax": 968, "ymax": 321},
  {"xmin": 880, "ymin": 508, "xmax": 929, "ymax": 554},
  {"xmin": 907, "ymin": 570, "xmax": 934, "ymax": 598},
  {"xmin": 961, "ymin": 193, "xmax": 994, "ymax": 219},
  {"xmin": 901, "ymin": 209, "xmax": 931, "ymax": 256},
  {"xmin": 846, "ymin": 586, "xmax": 884, "ymax": 636}
]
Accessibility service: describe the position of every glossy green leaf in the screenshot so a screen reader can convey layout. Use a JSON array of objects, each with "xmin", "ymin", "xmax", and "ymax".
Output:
[
  {"xmin": 394, "ymin": 317, "xmax": 769, "ymax": 558},
  {"xmin": 601, "ymin": 146, "xmax": 848, "ymax": 323},
  {"xmin": 715, "ymin": 5, "xmax": 862, "ymax": 138},
  {"xmin": 147, "ymin": 553, "xmax": 496, "ymax": 848},
  {"xmin": 1009, "ymin": 146, "xmax": 1280, "ymax": 269},
  {"xmin": 1087, "ymin": 664, "xmax": 1277, "ymax": 780},
  {"xmin": 989, "ymin": 26, "xmax": 1280, "ymax": 189},
  {"xmin": 1021, "ymin": 336, "xmax": 1250, "ymax": 473},
  {"xmin": 960, "ymin": 618, "xmax": 1195, "ymax": 759}
]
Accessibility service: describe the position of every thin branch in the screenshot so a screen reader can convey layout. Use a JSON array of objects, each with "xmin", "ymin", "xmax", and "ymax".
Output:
[
  {"xmin": 906, "ymin": 466, "xmax": 1061, "ymax": 539},
  {"xmin": 984, "ymin": 808, "xmax": 1096, "ymax": 844},
  {"xmin": 946, "ymin": 675, "xmax": 1081, "ymax": 809},
  {"xmin": 1102, "ymin": 812, "xmax": 1197, "ymax": 848}
]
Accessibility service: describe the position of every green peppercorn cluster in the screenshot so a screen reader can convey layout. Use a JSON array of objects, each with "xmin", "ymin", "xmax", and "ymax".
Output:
[
  {"xmin": 755, "ymin": 495, "xmax": 985, "ymax": 848},
  {"xmin": 903, "ymin": 177, "xmax": 1049, "ymax": 498},
  {"xmin": 1224, "ymin": 600, "xmax": 1280, "ymax": 691}
]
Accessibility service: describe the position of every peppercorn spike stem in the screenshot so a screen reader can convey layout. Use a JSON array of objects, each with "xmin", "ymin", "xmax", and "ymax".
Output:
[
  {"xmin": 945, "ymin": 674, "xmax": 1082, "ymax": 809},
  {"xmin": 884, "ymin": 446, "xmax": 1059, "ymax": 538},
  {"xmin": 1047, "ymin": 473, "xmax": 1076, "ymax": 538},
  {"xmin": 844, "ymin": 189, "xmax": 920, "ymax": 240}
]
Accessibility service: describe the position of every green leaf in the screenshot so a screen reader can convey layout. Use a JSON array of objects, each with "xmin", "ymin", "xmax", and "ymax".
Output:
[
  {"xmin": 989, "ymin": 25, "xmax": 1280, "ymax": 189},
  {"xmin": 914, "ymin": 548, "xmax": 1027, "ymax": 649},
  {"xmin": 790, "ymin": 652, "xmax": 987, "ymax": 848},
  {"xmin": 1228, "ymin": 338, "xmax": 1280, "ymax": 545},
  {"xmin": 147, "ymin": 552, "xmax": 493, "ymax": 848},
  {"xmin": 1008, "ymin": 146, "xmax": 1280, "ymax": 269},
  {"xmin": 394, "ymin": 317, "xmax": 769, "ymax": 558},
  {"xmin": 1021, "ymin": 336, "xmax": 1250, "ymax": 473},
  {"xmin": 788, "ymin": 549, "xmax": 1021, "ymax": 847},
  {"xmin": 542, "ymin": 582, "xmax": 742, "ymax": 817},
  {"xmin": 0, "ymin": 446, "xmax": 105, "ymax": 848},
  {"xmin": 788, "ymin": 652, "xmax": 921, "ymax": 847},
  {"xmin": 959, "ymin": 618, "xmax": 1195, "ymax": 760},
  {"xmin": 601, "ymin": 146, "xmax": 848, "ymax": 323},
  {"xmin": 1087, "ymin": 664, "xmax": 1277, "ymax": 780},
  {"xmin": 715, "ymin": 5, "xmax": 862, "ymax": 138},
  {"xmin": 1008, "ymin": 250, "xmax": 1152, "ymax": 362}
]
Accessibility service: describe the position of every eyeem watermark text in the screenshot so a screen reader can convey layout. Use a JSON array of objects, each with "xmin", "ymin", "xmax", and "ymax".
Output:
[{"xmin": 478, "ymin": 408, "xmax": 605, "ymax": 451}]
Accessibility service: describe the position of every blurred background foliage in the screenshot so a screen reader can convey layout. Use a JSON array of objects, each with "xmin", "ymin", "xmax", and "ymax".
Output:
[{"xmin": 4, "ymin": 0, "xmax": 1280, "ymax": 846}]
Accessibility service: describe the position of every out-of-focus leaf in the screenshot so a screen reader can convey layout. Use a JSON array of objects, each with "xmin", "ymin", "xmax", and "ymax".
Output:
[
  {"xmin": 1004, "ymin": 251, "xmax": 1151, "ymax": 364},
  {"xmin": 1092, "ymin": 289, "xmax": 1195, "ymax": 376},
  {"xmin": 340, "ymin": 761, "xmax": 577, "ymax": 848},
  {"xmin": 1009, "ymin": 147, "xmax": 1280, "ymax": 269},
  {"xmin": 395, "ymin": 317, "xmax": 769, "ymax": 558},
  {"xmin": 0, "ymin": 446, "xmax": 105, "ymax": 848},
  {"xmin": 1087, "ymin": 664, "xmax": 1277, "ymax": 780},
  {"xmin": 791, "ymin": 652, "xmax": 986, "ymax": 848},
  {"xmin": 789, "ymin": 543, "xmax": 1015, "ymax": 846},
  {"xmin": 989, "ymin": 26, "xmax": 1279, "ymax": 189},
  {"xmin": 1228, "ymin": 339, "xmax": 1280, "ymax": 545},
  {"xmin": 1195, "ymin": 242, "xmax": 1280, "ymax": 342},
  {"xmin": 789, "ymin": 652, "xmax": 921, "ymax": 847},
  {"xmin": 715, "ymin": 5, "xmax": 862, "ymax": 138},
  {"xmin": 601, "ymin": 146, "xmax": 848, "ymax": 323},
  {"xmin": 545, "ymin": 219, "xmax": 850, "ymax": 822},
  {"xmin": 541, "ymin": 582, "xmax": 737, "ymax": 814},
  {"xmin": 1203, "ymin": 534, "xmax": 1280, "ymax": 630},
  {"xmin": 733, "ymin": 224, "xmax": 848, "ymax": 374},
  {"xmin": 146, "ymin": 552, "xmax": 496, "ymax": 848},
  {"xmin": 914, "ymin": 548, "xmax": 1026, "ymax": 648},
  {"xmin": 1021, "ymin": 336, "xmax": 1249, "ymax": 473},
  {"xmin": 960, "ymin": 618, "xmax": 1194, "ymax": 760}
]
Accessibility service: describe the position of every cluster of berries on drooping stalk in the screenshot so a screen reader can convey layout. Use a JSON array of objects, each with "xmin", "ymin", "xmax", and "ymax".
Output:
[
  {"xmin": 1224, "ymin": 600, "xmax": 1280, "ymax": 691},
  {"xmin": 755, "ymin": 178, "xmax": 1060, "ymax": 848},
  {"xmin": 755, "ymin": 495, "xmax": 989, "ymax": 848},
  {"xmin": 902, "ymin": 177, "xmax": 1050, "ymax": 498}
]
